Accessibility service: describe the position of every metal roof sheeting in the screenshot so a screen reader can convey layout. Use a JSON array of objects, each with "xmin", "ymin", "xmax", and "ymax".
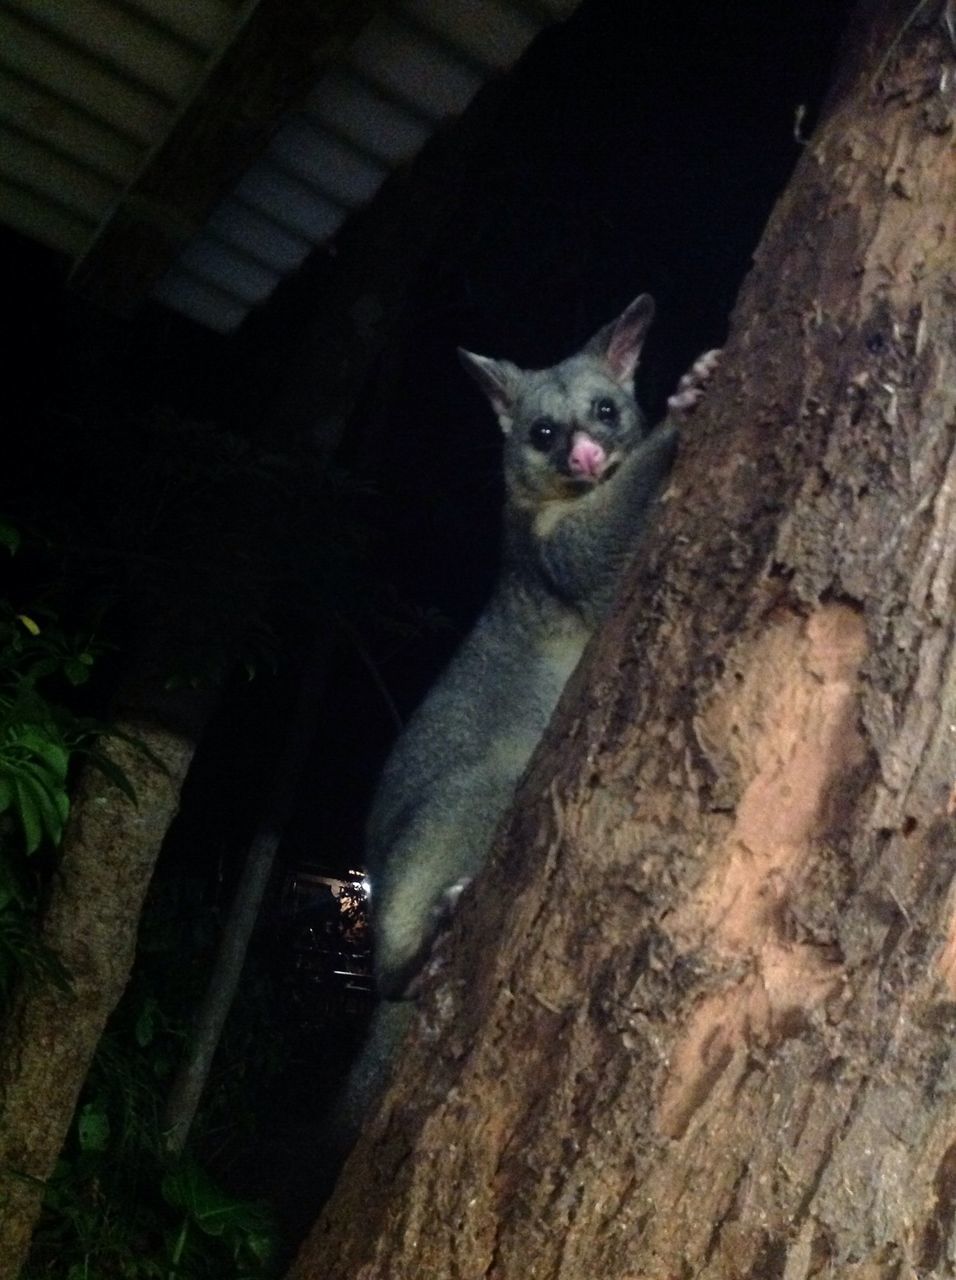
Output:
[
  {"xmin": 0, "ymin": 0, "xmax": 580, "ymax": 332},
  {"xmin": 304, "ymin": 69, "xmax": 431, "ymax": 166},
  {"xmin": 0, "ymin": 0, "xmax": 249, "ymax": 259},
  {"xmin": 155, "ymin": 0, "xmax": 580, "ymax": 333}
]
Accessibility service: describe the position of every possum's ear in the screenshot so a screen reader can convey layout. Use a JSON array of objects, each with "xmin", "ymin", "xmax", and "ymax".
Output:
[
  {"xmin": 458, "ymin": 349, "xmax": 523, "ymax": 434},
  {"xmin": 584, "ymin": 293, "xmax": 656, "ymax": 386}
]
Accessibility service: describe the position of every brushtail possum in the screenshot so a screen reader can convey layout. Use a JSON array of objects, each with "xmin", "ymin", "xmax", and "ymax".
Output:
[{"xmin": 367, "ymin": 294, "xmax": 709, "ymax": 999}]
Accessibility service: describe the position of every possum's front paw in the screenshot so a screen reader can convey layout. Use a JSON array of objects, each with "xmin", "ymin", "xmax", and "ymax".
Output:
[
  {"xmin": 401, "ymin": 879, "xmax": 474, "ymax": 997},
  {"xmin": 667, "ymin": 348, "xmax": 721, "ymax": 413},
  {"xmin": 430, "ymin": 878, "xmax": 471, "ymax": 932}
]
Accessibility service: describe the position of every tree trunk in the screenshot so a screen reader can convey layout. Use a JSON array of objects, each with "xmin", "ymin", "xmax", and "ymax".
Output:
[
  {"xmin": 291, "ymin": 4, "xmax": 956, "ymax": 1276},
  {"xmin": 0, "ymin": 676, "xmax": 213, "ymax": 1280}
]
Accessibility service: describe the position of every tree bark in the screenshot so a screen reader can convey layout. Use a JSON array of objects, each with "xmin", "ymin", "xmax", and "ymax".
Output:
[
  {"xmin": 291, "ymin": 3, "xmax": 956, "ymax": 1277},
  {"xmin": 0, "ymin": 677, "xmax": 213, "ymax": 1280}
]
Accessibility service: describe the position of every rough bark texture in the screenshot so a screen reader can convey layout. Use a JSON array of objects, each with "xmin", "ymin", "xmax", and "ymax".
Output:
[
  {"xmin": 0, "ymin": 678, "xmax": 212, "ymax": 1280},
  {"xmin": 292, "ymin": 3, "xmax": 956, "ymax": 1277}
]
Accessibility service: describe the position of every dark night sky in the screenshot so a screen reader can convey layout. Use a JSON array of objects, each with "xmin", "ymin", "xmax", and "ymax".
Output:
[{"xmin": 5, "ymin": 0, "xmax": 851, "ymax": 879}]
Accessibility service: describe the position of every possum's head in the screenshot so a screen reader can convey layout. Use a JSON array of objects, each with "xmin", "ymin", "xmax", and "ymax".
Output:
[{"xmin": 458, "ymin": 293, "xmax": 654, "ymax": 504}]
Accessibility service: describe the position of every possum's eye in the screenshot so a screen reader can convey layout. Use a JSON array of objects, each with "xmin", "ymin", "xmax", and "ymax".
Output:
[
  {"xmin": 528, "ymin": 418, "xmax": 556, "ymax": 451},
  {"xmin": 594, "ymin": 397, "xmax": 618, "ymax": 424}
]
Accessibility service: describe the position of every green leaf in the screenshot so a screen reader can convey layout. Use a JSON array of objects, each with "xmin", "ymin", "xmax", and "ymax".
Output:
[
  {"xmin": 0, "ymin": 856, "xmax": 27, "ymax": 906},
  {"xmin": 26, "ymin": 656, "xmax": 58, "ymax": 679},
  {"xmin": 0, "ymin": 521, "xmax": 20, "ymax": 555},
  {"xmin": 243, "ymin": 1229, "xmax": 276, "ymax": 1265},
  {"xmin": 161, "ymin": 1161, "xmax": 271, "ymax": 1241},
  {"xmin": 12, "ymin": 764, "xmax": 68, "ymax": 846},
  {"xmin": 86, "ymin": 751, "xmax": 138, "ymax": 804},
  {"xmin": 134, "ymin": 997, "xmax": 157, "ymax": 1048},
  {"xmin": 51, "ymin": 785, "xmax": 70, "ymax": 831},
  {"xmin": 77, "ymin": 1100, "xmax": 110, "ymax": 1152},
  {"xmin": 62, "ymin": 658, "xmax": 92, "ymax": 687},
  {"xmin": 20, "ymin": 732, "xmax": 70, "ymax": 782},
  {"xmin": 107, "ymin": 728, "xmax": 167, "ymax": 774},
  {"xmin": 11, "ymin": 775, "xmax": 43, "ymax": 853}
]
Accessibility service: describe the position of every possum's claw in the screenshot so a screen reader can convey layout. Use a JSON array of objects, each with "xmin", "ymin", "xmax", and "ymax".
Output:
[{"xmin": 667, "ymin": 348, "xmax": 722, "ymax": 413}]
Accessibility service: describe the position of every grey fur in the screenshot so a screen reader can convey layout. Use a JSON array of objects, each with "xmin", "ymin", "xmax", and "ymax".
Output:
[{"xmin": 366, "ymin": 293, "xmax": 678, "ymax": 999}]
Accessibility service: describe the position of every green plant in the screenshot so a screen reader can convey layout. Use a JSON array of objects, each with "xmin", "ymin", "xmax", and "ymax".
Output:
[
  {"xmin": 0, "ymin": 604, "xmax": 96, "ymax": 854},
  {"xmin": 24, "ymin": 978, "xmax": 281, "ymax": 1280},
  {"xmin": 162, "ymin": 1160, "xmax": 276, "ymax": 1279},
  {"xmin": 0, "ymin": 541, "xmax": 146, "ymax": 1005},
  {"xmin": 29, "ymin": 1148, "xmax": 277, "ymax": 1280},
  {"xmin": 0, "ymin": 861, "xmax": 70, "ymax": 1000},
  {"xmin": 0, "ymin": 592, "xmax": 110, "ymax": 1002},
  {"xmin": 1, "ymin": 407, "xmax": 391, "ymax": 1270}
]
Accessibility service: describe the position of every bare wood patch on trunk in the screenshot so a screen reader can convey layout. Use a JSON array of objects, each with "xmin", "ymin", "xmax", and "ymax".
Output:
[{"xmin": 661, "ymin": 603, "xmax": 867, "ymax": 1139}]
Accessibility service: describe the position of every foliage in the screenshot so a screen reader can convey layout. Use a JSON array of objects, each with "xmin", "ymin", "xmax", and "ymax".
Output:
[
  {"xmin": 27, "ymin": 1132, "xmax": 277, "ymax": 1280},
  {"xmin": 0, "ymin": 591, "xmax": 110, "ymax": 1003},
  {"xmin": 22, "ymin": 893, "xmax": 283, "ymax": 1280},
  {"xmin": 0, "ymin": 602, "xmax": 99, "ymax": 852},
  {"xmin": 0, "ymin": 489, "xmax": 293, "ymax": 1274},
  {"xmin": 163, "ymin": 1160, "xmax": 275, "ymax": 1278},
  {"xmin": 133, "ymin": 876, "xmax": 291, "ymax": 1160},
  {"xmin": 0, "ymin": 400, "xmax": 377, "ymax": 992},
  {"xmin": 3, "ymin": 404, "xmax": 405, "ymax": 1273}
]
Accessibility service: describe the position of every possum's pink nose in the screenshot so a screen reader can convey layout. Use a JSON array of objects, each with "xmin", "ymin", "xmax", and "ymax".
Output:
[{"xmin": 569, "ymin": 432, "xmax": 607, "ymax": 478}]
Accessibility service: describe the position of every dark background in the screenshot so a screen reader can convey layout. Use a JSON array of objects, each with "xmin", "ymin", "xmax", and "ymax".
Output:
[
  {"xmin": 3, "ymin": 0, "xmax": 851, "ymax": 1230},
  {"xmin": 6, "ymin": 0, "xmax": 851, "ymax": 892}
]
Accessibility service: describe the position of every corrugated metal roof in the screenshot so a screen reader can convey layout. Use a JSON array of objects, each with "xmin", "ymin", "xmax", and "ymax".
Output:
[
  {"xmin": 1, "ymin": 0, "xmax": 581, "ymax": 333},
  {"xmin": 0, "ymin": 0, "xmax": 251, "ymax": 257},
  {"xmin": 155, "ymin": 0, "xmax": 580, "ymax": 332}
]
